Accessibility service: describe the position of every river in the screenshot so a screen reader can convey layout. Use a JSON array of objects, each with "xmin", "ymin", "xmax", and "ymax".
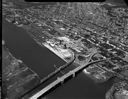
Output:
[{"xmin": 2, "ymin": 19, "xmax": 113, "ymax": 99}]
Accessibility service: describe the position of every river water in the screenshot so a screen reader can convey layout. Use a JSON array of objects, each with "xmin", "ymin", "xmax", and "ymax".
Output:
[{"xmin": 2, "ymin": 19, "xmax": 113, "ymax": 99}]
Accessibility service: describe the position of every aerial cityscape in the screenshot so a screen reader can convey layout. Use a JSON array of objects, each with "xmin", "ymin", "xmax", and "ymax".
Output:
[{"xmin": 2, "ymin": 0, "xmax": 128, "ymax": 99}]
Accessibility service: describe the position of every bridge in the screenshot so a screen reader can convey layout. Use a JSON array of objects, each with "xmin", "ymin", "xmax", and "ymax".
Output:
[
  {"xmin": 20, "ymin": 55, "xmax": 76, "ymax": 99},
  {"xmin": 30, "ymin": 58, "xmax": 106, "ymax": 99}
]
